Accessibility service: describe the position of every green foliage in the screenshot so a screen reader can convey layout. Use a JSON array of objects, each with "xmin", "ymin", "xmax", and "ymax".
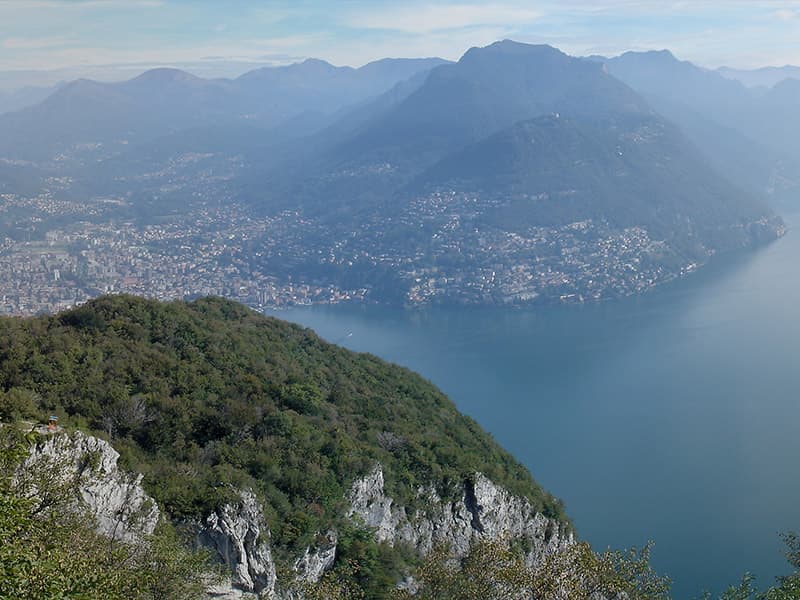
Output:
[
  {"xmin": 133, "ymin": 522, "xmax": 222, "ymax": 600},
  {"xmin": 297, "ymin": 559, "xmax": 367, "ymax": 600},
  {"xmin": 0, "ymin": 387, "xmax": 40, "ymax": 422},
  {"xmin": 392, "ymin": 538, "xmax": 671, "ymax": 600},
  {"xmin": 0, "ymin": 294, "xmax": 568, "ymax": 554},
  {"xmin": 332, "ymin": 524, "xmax": 409, "ymax": 598}
]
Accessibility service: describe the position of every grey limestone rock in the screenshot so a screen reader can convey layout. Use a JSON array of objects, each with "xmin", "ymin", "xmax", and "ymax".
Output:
[
  {"xmin": 347, "ymin": 464, "xmax": 571, "ymax": 565},
  {"xmin": 198, "ymin": 490, "xmax": 278, "ymax": 596},
  {"xmin": 293, "ymin": 530, "xmax": 338, "ymax": 583},
  {"xmin": 20, "ymin": 430, "xmax": 159, "ymax": 543}
]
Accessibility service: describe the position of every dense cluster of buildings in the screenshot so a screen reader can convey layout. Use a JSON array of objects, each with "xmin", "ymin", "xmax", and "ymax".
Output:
[
  {"xmin": 0, "ymin": 185, "xmax": 698, "ymax": 316},
  {"xmin": 0, "ymin": 195, "xmax": 367, "ymax": 316}
]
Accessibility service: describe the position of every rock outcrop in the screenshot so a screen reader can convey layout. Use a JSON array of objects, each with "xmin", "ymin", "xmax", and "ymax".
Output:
[
  {"xmin": 193, "ymin": 464, "xmax": 571, "ymax": 598},
  {"xmin": 198, "ymin": 490, "xmax": 277, "ymax": 596},
  {"xmin": 293, "ymin": 530, "xmax": 338, "ymax": 584},
  {"xmin": 347, "ymin": 465, "xmax": 571, "ymax": 565},
  {"xmin": 198, "ymin": 506, "xmax": 337, "ymax": 599},
  {"xmin": 19, "ymin": 430, "xmax": 159, "ymax": 543}
]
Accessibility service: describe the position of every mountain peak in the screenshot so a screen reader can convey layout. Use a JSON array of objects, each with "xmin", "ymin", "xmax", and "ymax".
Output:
[
  {"xmin": 461, "ymin": 40, "xmax": 564, "ymax": 62},
  {"xmin": 645, "ymin": 49, "xmax": 676, "ymax": 59},
  {"xmin": 616, "ymin": 49, "xmax": 681, "ymax": 65},
  {"xmin": 293, "ymin": 58, "xmax": 342, "ymax": 72},
  {"xmin": 237, "ymin": 58, "xmax": 343, "ymax": 82},
  {"xmin": 129, "ymin": 68, "xmax": 200, "ymax": 85},
  {"xmin": 40, "ymin": 78, "xmax": 117, "ymax": 105}
]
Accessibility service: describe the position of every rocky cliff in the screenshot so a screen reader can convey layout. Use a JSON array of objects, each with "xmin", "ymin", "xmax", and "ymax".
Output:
[
  {"xmin": 198, "ymin": 464, "xmax": 571, "ymax": 598},
  {"xmin": 347, "ymin": 465, "xmax": 572, "ymax": 565},
  {"xmin": 199, "ymin": 466, "xmax": 571, "ymax": 598},
  {"xmin": 19, "ymin": 430, "xmax": 160, "ymax": 544},
  {"xmin": 26, "ymin": 431, "xmax": 570, "ymax": 598}
]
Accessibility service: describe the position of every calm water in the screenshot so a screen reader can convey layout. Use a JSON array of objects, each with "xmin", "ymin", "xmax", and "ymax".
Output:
[{"xmin": 273, "ymin": 219, "xmax": 800, "ymax": 598}]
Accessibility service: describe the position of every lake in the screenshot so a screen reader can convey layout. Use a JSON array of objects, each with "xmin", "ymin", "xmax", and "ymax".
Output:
[{"xmin": 272, "ymin": 219, "xmax": 800, "ymax": 598}]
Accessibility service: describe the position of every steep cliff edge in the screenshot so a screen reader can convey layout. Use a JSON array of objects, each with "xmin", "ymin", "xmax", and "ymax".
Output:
[{"xmin": 201, "ymin": 467, "xmax": 570, "ymax": 596}]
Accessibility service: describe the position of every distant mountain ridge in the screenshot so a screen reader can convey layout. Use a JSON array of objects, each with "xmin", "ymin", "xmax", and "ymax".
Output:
[
  {"xmin": 255, "ymin": 41, "xmax": 654, "ymax": 214},
  {"xmin": 0, "ymin": 82, "xmax": 62, "ymax": 115},
  {"xmin": 605, "ymin": 50, "xmax": 800, "ymax": 203},
  {"xmin": 718, "ymin": 64, "xmax": 800, "ymax": 88},
  {"xmin": 0, "ymin": 57, "xmax": 448, "ymax": 161}
]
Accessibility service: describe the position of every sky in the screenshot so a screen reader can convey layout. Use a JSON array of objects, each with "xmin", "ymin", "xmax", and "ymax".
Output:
[{"xmin": 2, "ymin": 0, "xmax": 800, "ymax": 88}]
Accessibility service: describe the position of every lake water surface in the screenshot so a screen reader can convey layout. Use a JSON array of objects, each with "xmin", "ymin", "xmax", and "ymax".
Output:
[{"xmin": 273, "ymin": 219, "xmax": 800, "ymax": 598}]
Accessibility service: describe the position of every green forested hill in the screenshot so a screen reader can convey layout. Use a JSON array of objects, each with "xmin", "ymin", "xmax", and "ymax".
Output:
[
  {"xmin": 0, "ymin": 295, "xmax": 566, "ymax": 552},
  {"xmin": 411, "ymin": 113, "xmax": 775, "ymax": 255}
]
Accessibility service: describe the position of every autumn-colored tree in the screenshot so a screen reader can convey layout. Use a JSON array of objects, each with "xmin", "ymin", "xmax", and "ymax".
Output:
[{"xmin": 390, "ymin": 537, "xmax": 670, "ymax": 600}]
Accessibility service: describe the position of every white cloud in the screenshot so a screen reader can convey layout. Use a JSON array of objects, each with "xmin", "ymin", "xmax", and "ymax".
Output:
[{"xmin": 344, "ymin": 3, "xmax": 541, "ymax": 34}]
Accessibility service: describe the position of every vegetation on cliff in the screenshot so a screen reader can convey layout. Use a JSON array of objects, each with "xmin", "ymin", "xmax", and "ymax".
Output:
[{"xmin": 0, "ymin": 294, "xmax": 566, "ymax": 552}]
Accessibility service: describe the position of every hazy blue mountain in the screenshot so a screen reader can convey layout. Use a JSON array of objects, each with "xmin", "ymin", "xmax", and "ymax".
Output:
[
  {"xmin": 412, "ymin": 114, "xmax": 775, "ymax": 253},
  {"xmin": 604, "ymin": 50, "xmax": 757, "ymax": 142},
  {"xmin": 231, "ymin": 41, "xmax": 782, "ymax": 306},
  {"xmin": 107, "ymin": 60, "xmax": 445, "ymax": 181},
  {"xmin": 0, "ymin": 69, "xmax": 237, "ymax": 161},
  {"xmin": 753, "ymin": 78, "xmax": 800, "ymax": 161},
  {"xmin": 233, "ymin": 57, "xmax": 448, "ymax": 127},
  {"xmin": 606, "ymin": 50, "xmax": 752, "ymax": 118},
  {"xmin": 605, "ymin": 50, "xmax": 800, "ymax": 200},
  {"xmin": 718, "ymin": 65, "xmax": 800, "ymax": 88},
  {"xmin": 0, "ymin": 82, "xmax": 62, "ymax": 115},
  {"xmin": 0, "ymin": 58, "xmax": 447, "ymax": 162},
  {"xmin": 332, "ymin": 41, "xmax": 649, "ymax": 172},
  {"xmin": 254, "ymin": 41, "xmax": 654, "ymax": 216}
]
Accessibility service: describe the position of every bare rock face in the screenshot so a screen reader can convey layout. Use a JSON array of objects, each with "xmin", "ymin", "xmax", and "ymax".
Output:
[
  {"xmin": 293, "ymin": 530, "xmax": 338, "ymax": 584},
  {"xmin": 19, "ymin": 431, "xmax": 159, "ymax": 543},
  {"xmin": 198, "ymin": 490, "xmax": 278, "ymax": 596},
  {"xmin": 197, "ymin": 498, "xmax": 337, "ymax": 599},
  {"xmin": 347, "ymin": 465, "xmax": 571, "ymax": 565}
]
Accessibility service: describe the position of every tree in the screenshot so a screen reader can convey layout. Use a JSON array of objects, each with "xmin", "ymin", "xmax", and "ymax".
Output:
[
  {"xmin": 0, "ymin": 388, "xmax": 39, "ymax": 422},
  {"xmin": 391, "ymin": 537, "xmax": 671, "ymax": 600}
]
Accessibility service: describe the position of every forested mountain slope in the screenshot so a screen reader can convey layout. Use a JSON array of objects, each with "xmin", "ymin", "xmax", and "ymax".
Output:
[{"xmin": 0, "ymin": 295, "xmax": 566, "ymax": 541}]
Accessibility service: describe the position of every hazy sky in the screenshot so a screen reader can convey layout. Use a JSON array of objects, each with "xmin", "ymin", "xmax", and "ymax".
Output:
[{"xmin": 2, "ymin": 0, "xmax": 800, "ymax": 86}]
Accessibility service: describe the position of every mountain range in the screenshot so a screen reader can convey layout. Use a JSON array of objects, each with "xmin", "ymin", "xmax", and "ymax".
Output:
[
  {"xmin": 0, "ymin": 82, "xmax": 62, "ymax": 115},
  {"xmin": 0, "ymin": 57, "xmax": 447, "ymax": 162},
  {"xmin": 0, "ymin": 40, "xmax": 790, "ymax": 307},
  {"xmin": 718, "ymin": 64, "xmax": 800, "ymax": 88},
  {"xmin": 232, "ymin": 41, "xmax": 783, "ymax": 304}
]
